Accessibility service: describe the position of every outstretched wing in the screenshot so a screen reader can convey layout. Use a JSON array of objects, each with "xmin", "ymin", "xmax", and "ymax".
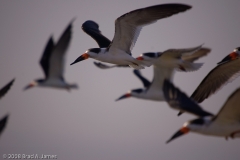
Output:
[
  {"xmin": 109, "ymin": 4, "xmax": 191, "ymax": 55},
  {"xmin": 82, "ymin": 20, "xmax": 111, "ymax": 48},
  {"xmin": 213, "ymin": 88, "xmax": 240, "ymax": 124},
  {"xmin": 0, "ymin": 115, "xmax": 9, "ymax": 136},
  {"xmin": 48, "ymin": 20, "xmax": 73, "ymax": 79},
  {"xmin": 191, "ymin": 58, "xmax": 240, "ymax": 103},
  {"xmin": 182, "ymin": 48, "xmax": 211, "ymax": 62},
  {"xmin": 133, "ymin": 69, "xmax": 151, "ymax": 88},
  {"xmin": 39, "ymin": 37, "xmax": 54, "ymax": 78},
  {"xmin": 162, "ymin": 45, "xmax": 203, "ymax": 59},
  {"xmin": 0, "ymin": 79, "xmax": 15, "ymax": 99},
  {"xmin": 163, "ymin": 79, "xmax": 213, "ymax": 117}
]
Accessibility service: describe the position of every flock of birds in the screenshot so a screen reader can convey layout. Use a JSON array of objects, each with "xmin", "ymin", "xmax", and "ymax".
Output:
[{"xmin": 1, "ymin": 3, "xmax": 240, "ymax": 144}]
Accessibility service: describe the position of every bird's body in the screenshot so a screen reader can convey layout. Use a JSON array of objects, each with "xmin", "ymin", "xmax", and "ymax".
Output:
[
  {"xmin": 88, "ymin": 48, "xmax": 147, "ymax": 68},
  {"xmin": 24, "ymin": 20, "xmax": 78, "ymax": 91},
  {"xmin": 71, "ymin": 3, "xmax": 192, "ymax": 69},
  {"xmin": 188, "ymin": 120, "xmax": 240, "ymax": 138}
]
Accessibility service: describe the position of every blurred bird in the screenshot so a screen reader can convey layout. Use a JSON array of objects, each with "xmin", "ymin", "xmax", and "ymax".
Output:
[
  {"xmin": 178, "ymin": 47, "xmax": 240, "ymax": 115},
  {"xmin": 71, "ymin": 3, "xmax": 192, "ymax": 69},
  {"xmin": 116, "ymin": 46, "xmax": 210, "ymax": 101},
  {"xmin": 24, "ymin": 20, "xmax": 78, "ymax": 91},
  {"xmin": 163, "ymin": 80, "xmax": 240, "ymax": 143},
  {"xmin": 0, "ymin": 78, "xmax": 15, "ymax": 136}
]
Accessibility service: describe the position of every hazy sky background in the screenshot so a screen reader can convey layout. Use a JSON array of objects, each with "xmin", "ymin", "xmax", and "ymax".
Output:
[{"xmin": 0, "ymin": 0, "xmax": 240, "ymax": 160}]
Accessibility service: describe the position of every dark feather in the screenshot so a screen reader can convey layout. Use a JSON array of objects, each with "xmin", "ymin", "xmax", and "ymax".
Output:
[
  {"xmin": 0, "ymin": 79, "xmax": 15, "ymax": 99},
  {"xmin": 39, "ymin": 37, "xmax": 54, "ymax": 78},
  {"xmin": 82, "ymin": 20, "xmax": 111, "ymax": 48},
  {"xmin": 133, "ymin": 69, "xmax": 151, "ymax": 88},
  {"xmin": 163, "ymin": 79, "xmax": 213, "ymax": 117}
]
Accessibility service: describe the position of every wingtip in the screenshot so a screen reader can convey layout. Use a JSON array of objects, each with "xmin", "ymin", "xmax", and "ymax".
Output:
[
  {"xmin": 70, "ymin": 17, "xmax": 77, "ymax": 24},
  {"xmin": 177, "ymin": 111, "xmax": 183, "ymax": 116},
  {"xmin": 10, "ymin": 78, "xmax": 15, "ymax": 84},
  {"xmin": 82, "ymin": 20, "xmax": 100, "ymax": 34},
  {"xmin": 0, "ymin": 114, "xmax": 9, "ymax": 124},
  {"xmin": 169, "ymin": 3, "xmax": 192, "ymax": 10}
]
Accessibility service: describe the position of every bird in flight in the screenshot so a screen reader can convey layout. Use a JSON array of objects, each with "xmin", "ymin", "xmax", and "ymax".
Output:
[
  {"xmin": 71, "ymin": 3, "xmax": 192, "ymax": 69},
  {"xmin": 24, "ymin": 20, "xmax": 78, "ymax": 91},
  {"xmin": 163, "ymin": 79, "xmax": 240, "ymax": 143}
]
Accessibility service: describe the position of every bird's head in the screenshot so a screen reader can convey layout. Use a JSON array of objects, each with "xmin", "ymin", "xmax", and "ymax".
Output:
[
  {"xmin": 166, "ymin": 117, "xmax": 210, "ymax": 144},
  {"xmin": 115, "ymin": 88, "xmax": 144, "ymax": 101},
  {"xmin": 136, "ymin": 52, "xmax": 162, "ymax": 62},
  {"xmin": 166, "ymin": 120, "xmax": 192, "ymax": 144},
  {"xmin": 70, "ymin": 48, "xmax": 102, "ymax": 65},
  {"xmin": 217, "ymin": 47, "xmax": 240, "ymax": 64},
  {"xmin": 166, "ymin": 126, "xmax": 190, "ymax": 144},
  {"xmin": 23, "ymin": 79, "xmax": 42, "ymax": 90}
]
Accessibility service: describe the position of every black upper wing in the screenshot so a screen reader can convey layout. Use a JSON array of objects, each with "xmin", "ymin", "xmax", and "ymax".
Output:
[
  {"xmin": 0, "ymin": 79, "xmax": 15, "ymax": 99},
  {"xmin": 133, "ymin": 69, "xmax": 151, "ymax": 88},
  {"xmin": 82, "ymin": 20, "xmax": 111, "ymax": 48},
  {"xmin": 39, "ymin": 37, "xmax": 55, "ymax": 78},
  {"xmin": 163, "ymin": 79, "xmax": 213, "ymax": 117},
  {"xmin": 0, "ymin": 114, "xmax": 9, "ymax": 136}
]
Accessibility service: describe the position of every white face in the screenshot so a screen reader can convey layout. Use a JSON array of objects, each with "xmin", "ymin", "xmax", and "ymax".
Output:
[
  {"xmin": 234, "ymin": 48, "xmax": 240, "ymax": 54},
  {"xmin": 87, "ymin": 48, "xmax": 106, "ymax": 58},
  {"xmin": 187, "ymin": 117, "xmax": 212, "ymax": 132},
  {"xmin": 142, "ymin": 52, "xmax": 160, "ymax": 59}
]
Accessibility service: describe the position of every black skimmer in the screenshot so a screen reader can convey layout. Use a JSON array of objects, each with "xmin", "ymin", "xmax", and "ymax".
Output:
[
  {"xmin": 163, "ymin": 80, "xmax": 240, "ymax": 143},
  {"xmin": 116, "ymin": 46, "xmax": 210, "ymax": 101},
  {"xmin": 0, "ymin": 79, "xmax": 15, "ymax": 136},
  {"xmin": 70, "ymin": 3, "xmax": 192, "ymax": 69},
  {"xmin": 178, "ymin": 47, "xmax": 240, "ymax": 115},
  {"xmin": 24, "ymin": 20, "xmax": 78, "ymax": 91}
]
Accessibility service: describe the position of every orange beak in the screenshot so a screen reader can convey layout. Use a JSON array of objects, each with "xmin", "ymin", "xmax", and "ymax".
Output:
[
  {"xmin": 70, "ymin": 53, "xmax": 89, "ymax": 65},
  {"xmin": 217, "ymin": 52, "xmax": 238, "ymax": 64},
  {"xmin": 166, "ymin": 127, "xmax": 189, "ymax": 144},
  {"xmin": 23, "ymin": 83, "xmax": 35, "ymax": 90},
  {"xmin": 115, "ymin": 93, "xmax": 131, "ymax": 101}
]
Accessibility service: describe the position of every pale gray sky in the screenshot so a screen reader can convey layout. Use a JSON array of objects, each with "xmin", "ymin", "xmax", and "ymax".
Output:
[{"xmin": 0, "ymin": 0, "xmax": 240, "ymax": 160}]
